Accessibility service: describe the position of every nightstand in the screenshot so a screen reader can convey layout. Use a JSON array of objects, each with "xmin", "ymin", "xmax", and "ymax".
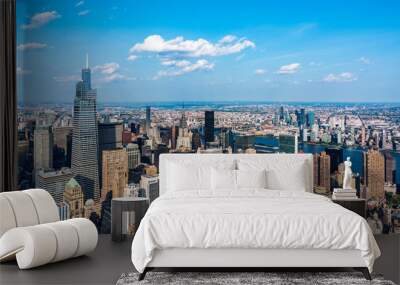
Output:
[
  {"xmin": 332, "ymin": 198, "xmax": 366, "ymax": 218},
  {"xmin": 111, "ymin": 197, "xmax": 149, "ymax": 242}
]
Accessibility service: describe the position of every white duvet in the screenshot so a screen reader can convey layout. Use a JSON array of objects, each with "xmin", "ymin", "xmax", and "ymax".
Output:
[{"xmin": 131, "ymin": 190, "xmax": 380, "ymax": 273}]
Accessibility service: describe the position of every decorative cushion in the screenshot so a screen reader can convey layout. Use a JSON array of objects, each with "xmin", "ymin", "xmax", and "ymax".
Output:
[
  {"xmin": 211, "ymin": 168, "xmax": 237, "ymax": 190},
  {"xmin": 265, "ymin": 162, "xmax": 307, "ymax": 191},
  {"xmin": 237, "ymin": 169, "xmax": 267, "ymax": 189}
]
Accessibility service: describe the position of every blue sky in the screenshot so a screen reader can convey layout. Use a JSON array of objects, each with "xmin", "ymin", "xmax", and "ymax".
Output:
[{"xmin": 17, "ymin": 0, "xmax": 400, "ymax": 103}]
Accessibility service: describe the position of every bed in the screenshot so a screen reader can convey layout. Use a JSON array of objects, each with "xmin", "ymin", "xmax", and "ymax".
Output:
[{"xmin": 131, "ymin": 154, "xmax": 380, "ymax": 280}]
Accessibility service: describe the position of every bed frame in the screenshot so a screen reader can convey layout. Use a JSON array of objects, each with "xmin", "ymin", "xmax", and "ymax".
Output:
[
  {"xmin": 138, "ymin": 154, "xmax": 372, "ymax": 281},
  {"xmin": 139, "ymin": 248, "xmax": 371, "ymax": 280}
]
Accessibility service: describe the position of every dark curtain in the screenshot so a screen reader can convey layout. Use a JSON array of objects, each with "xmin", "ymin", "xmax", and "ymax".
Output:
[{"xmin": 0, "ymin": 0, "xmax": 17, "ymax": 192}]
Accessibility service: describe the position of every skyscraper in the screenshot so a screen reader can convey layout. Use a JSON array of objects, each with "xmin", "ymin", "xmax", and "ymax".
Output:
[
  {"xmin": 298, "ymin": 108, "xmax": 306, "ymax": 127},
  {"xmin": 318, "ymin": 152, "xmax": 331, "ymax": 193},
  {"xmin": 101, "ymin": 149, "xmax": 128, "ymax": 201},
  {"xmin": 53, "ymin": 126, "xmax": 73, "ymax": 168},
  {"xmin": 361, "ymin": 126, "xmax": 366, "ymax": 146},
  {"xmin": 71, "ymin": 56, "xmax": 100, "ymax": 202},
  {"xmin": 140, "ymin": 174, "xmax": 159, "ymax": 203},
  {"xmin": 278, "ymin": 133, "xmax": 298, "ymax": 153},
  {"xmin": 98, "ymin": 122, "xmax": 123, "ymax": 187},
  {"xmin": 191, "ymin": 130, "xmax": 202, "ymax": 150},
  {"xmin": 365, "ymin": 149, "xmax": 385, "ymax": 200},
  {"xmin": 33, "ymin": 125, "xmax": 53, "ymax": 172},
  {"xmin": 325, "ymin": 147, "xmax": 343, "ymax": 172},
  {"xmin": 125, "ymin": 143, "xmax": 141, "ymax": 170},
  {"xmin": 306, "ymin": 112, "xmax": 315, "ymax": 128},
  {"xmin": 384, "ymin": 151, "xmax": 395, "ymax": 184},
  {"xmin": 146, "ymin": 106, "xmax": 151, "ymax": 133},
  {"xmin": 36, "ymin": 168, "xmax": 73, "ymax": 204},
  {"xmin": 204, "ymin": 110, "xmax": 215, "ymax": 146}
]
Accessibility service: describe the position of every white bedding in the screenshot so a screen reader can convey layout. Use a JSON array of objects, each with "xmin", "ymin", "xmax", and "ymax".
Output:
[{"xmin": 131, "ymin": 190, "xmax": 380, "ymax": 273}]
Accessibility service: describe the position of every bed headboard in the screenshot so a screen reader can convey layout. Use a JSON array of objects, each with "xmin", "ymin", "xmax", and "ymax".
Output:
[{"xmin": 159, "ymin": 153, "xmax": 314, "ymax": 196}]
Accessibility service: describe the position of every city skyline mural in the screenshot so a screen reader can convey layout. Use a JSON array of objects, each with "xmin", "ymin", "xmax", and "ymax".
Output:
[{"xmin": 16, "ymin": 0, "xmax": 400, "ymax": 237}]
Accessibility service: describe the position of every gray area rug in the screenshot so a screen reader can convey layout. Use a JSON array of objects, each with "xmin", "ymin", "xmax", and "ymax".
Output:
[{"xmin": 117, "ymin": 271, "xmax": 396, "ymax": 285}]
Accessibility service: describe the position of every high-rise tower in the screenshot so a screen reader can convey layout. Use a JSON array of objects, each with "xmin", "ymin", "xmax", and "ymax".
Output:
[
  {"xmin": 71, "ymin": 55, "xmax": 100, "ymax": 202},
  {"xmin": 365, "ymin": 149, "xmax": 385, "ymax": 200},
  {"xmin": 204, "ymin": 110, "xmax": 215, "ymax": 146},
  {"xmin": 145, "ymin": 106, "xmax": 151, "ymax": 133}
]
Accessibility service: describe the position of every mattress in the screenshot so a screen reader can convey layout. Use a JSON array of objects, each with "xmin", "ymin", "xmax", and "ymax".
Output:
[{"xmin": 131, "ymin": 190, "xmax": 380, "ymax": 273}]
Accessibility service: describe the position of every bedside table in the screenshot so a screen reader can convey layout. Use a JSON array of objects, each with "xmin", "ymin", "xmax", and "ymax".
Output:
[
  {"xmin": 111, "ymin": 197, "xmax": 149, "ymax": 242},
  {"xmin": 332, "ymin": 198, "xmax": 366, "ymax": 218}
]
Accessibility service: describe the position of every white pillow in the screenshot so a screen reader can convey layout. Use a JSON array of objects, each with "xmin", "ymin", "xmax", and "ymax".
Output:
[
  {"xmin": 236, "ymin": 169, "xmax": 267, "ymax": 189},
  {"xmin": 167, "ymin": 162, "xmax": 210, "ymax": 191},
  {"xmin": 167, "ymin": 160, "xmax": 236, "ymax": 192},
  {"xmin": 211, "ymin": 168, "xmax": 237, "ymax": 190},
  {"xmin": 265, "ymin": 162, "xmax": 307, "ymax": 191}
]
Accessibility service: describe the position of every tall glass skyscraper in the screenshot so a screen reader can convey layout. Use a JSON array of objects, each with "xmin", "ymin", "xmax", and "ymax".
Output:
[
  {"xmin": 145, "ymin": 106, "xmax": 151, "ymax": 133},
  {"xmin": 204, "ymin": 110, "xmax": 215, "ymax": 145},
  {"xmin": 71, "ymin": 57, "xmax": 100, "ymax": 202}
]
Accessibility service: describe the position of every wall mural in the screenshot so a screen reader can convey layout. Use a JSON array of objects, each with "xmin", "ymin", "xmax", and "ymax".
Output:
[{"xmin": 16, "ymin": 0, "xmax": 400, "ymax": 235}]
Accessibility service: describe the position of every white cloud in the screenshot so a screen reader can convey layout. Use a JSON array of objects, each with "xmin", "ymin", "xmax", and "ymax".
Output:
[
  {"xmin": 161, "ymin": 59, "xmax": 191, "ymax": 67},
  {"xmin": 254, "ymin": 69, "xmax": 266, "ymax": 75},
  {"xmin": 323, "ymin": 72, "xmax": 357, "ymax": 83},
  {"xmin": 219, "ymin": 35, "xmax": 237, "ymax": 44},
  {"xmin": 129, "ymin": 34, "xmax": 255, "ymax": 58},
  {"xmin": 93, "ymin": 62, "xmax": 120, "ymax": 74},
  {"xmin": 156, "ymin": 59, "xmax": 214, "ymax": 79},
  {"xmin": 17, "ymin": 42, "xmax": 47, "ymax": 51},
  {"xmin": 78, "ymin": 10, "xmax": 90, "ymax": 16},
  {"xmin": 127, "ymin": 54, "xmax": 138, "ymax": 61},
  {"xmin": 101, "ymin": 73, "xmax": 135, "ymax": 83},
  {"xmin": 22, "ymin": 11, "xmax": 61, "ymax": 30},
  {"xmin": 75, "ymin": 1, "xmax": 84, "ymax": 7},
  {"xmin": 17, "ymin": 67, "xmax": 31, "ymax": 75},
  {"xmin": 277, "ymin": 63, "xmax": 300, "ymax": 74},
  {"xmin": 91, "ymin": 62, "xmax": 134, "ymax": 83},
  {"xmin": 358, "ymin": 57, "xmax": 371, "ymax": 65},
  {"xmin": 53, "ymin": 75, "xmax": 80, "ymax": 82}
]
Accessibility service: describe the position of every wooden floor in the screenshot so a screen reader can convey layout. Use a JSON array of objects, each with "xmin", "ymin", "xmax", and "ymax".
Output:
[{"xmin": 0, "ymin": 234, "xmax": 134, "ymax": 285}]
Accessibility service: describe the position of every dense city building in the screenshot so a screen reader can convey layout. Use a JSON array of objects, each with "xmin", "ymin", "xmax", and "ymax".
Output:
[
  {"xmin": 98, "ymin": 122, "xmax": 123, "ymax": 186},
  {"xmin": 146, "ymin": 106, "xmax": 151, "ymax": 134},
  {"xmin": 365, "ymin": 149, "xmax": 385, "ymax": 200},
  {"xmin": 101, "ymin": 149, "xmax": 128, "ymax": 201},
  {"xmin": 125, "ymin": 143, "xmax": 141, "ymax": 170},
  {"xmin": 33, "ymin": 125, "xmax": 53, "ymax": 172},
  {"xmin": 36, "ymin": 168, "xmax": 74, "ymax": 204},
  {"xmin": 313, "ymin": 152, "xmax": 331, "ymax": 194},
  {"xmin": 140, "ymin": 174, "xmax": 159, "ymax": 204},
  {"xmin": 63, "ymin": 178, "xmax": 84, "ymax": 218},
  {"xmin": 278, "ymin": 133, "xmax": 298, "ymax": 154}
]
